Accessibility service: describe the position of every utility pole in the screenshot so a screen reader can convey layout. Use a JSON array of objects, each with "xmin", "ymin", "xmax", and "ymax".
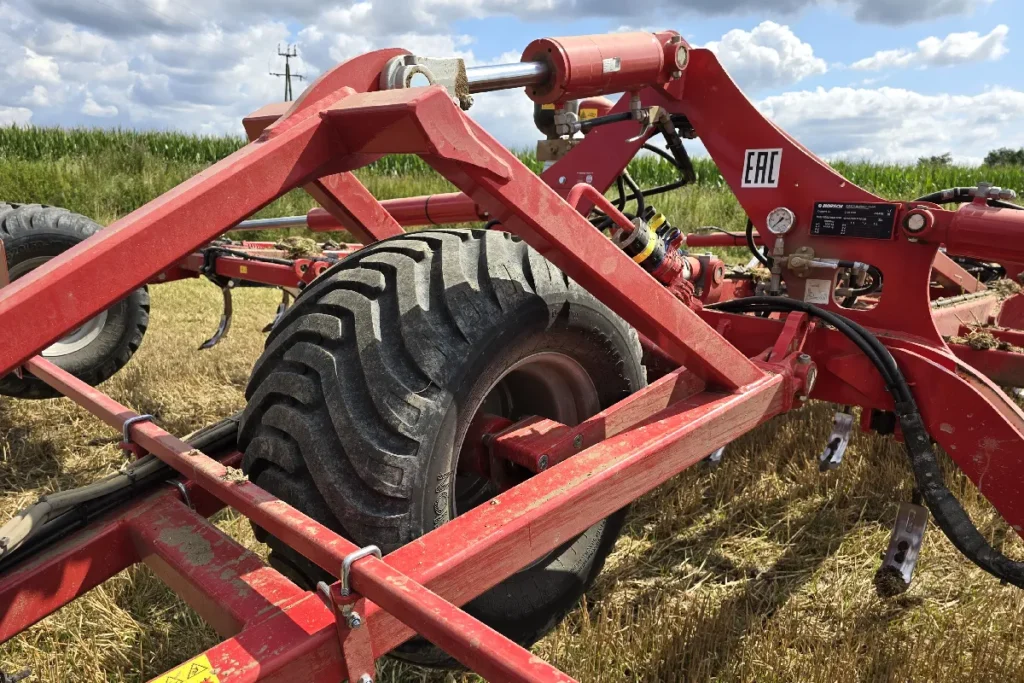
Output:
[{"xmin": 270, "ymin": 44, "xmax": 305, "ymax": 101}]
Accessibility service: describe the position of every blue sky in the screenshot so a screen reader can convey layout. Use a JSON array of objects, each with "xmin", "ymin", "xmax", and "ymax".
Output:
[{"xmin": 0, "ymin": 0, "xmax": 1021, "ymax": 163}]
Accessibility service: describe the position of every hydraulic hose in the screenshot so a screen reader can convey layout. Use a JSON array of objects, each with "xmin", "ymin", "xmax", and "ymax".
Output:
[
  {"xmin": 746, "ymin": 219, "xmax": 773, "ymax": 269},
  {"xmin": 0, "ymin": 413, "xmax": 241, "ymax": 573},
  {"xmin": 710, "ymin": 296, "xmax": 1024, "ymax": 588},
  {"xmin": 915, "ymin": 187, "xmax": 1024, "ymax": 211}
]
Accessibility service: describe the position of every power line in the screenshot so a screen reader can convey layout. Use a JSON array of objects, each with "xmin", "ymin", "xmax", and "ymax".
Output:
[{"xmin": 270, "ymin": 44, "xmax": 305, "ymax": 102}]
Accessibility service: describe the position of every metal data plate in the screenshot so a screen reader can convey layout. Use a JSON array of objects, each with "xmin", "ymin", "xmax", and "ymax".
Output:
[{"xmin": 810, "ymin": 202, "xmax": 899, "ymax": 240}]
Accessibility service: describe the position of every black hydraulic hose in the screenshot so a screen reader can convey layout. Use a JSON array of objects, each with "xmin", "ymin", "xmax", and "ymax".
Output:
[
  {"xmin": 579, "ymin": 111, "xmax": 633, "ymax": 133},
  {"xmin": 622, "ymin": 171, "xmax": 645, "ymax": 218},
  {"xmin": 841, "ymin": 264, "xmax": 883, "ymax": 307},
  {"xmin": 915, "ymin": 187, "xmax": 1024, "ymax": 211},
  {"xmin": 709, "ymin": 296, "xmax": 1024, "ymax": 588},
  {"xmin": 658, "ymin": 122, "xmax": 697, "ymax": 186},
  {"xmin": 746, "ymin": 219, "xmax": 773, "ymax": 269},
  {"xmin": 0, "ymin": 414, "xmax": 241, "ymax": 574},
  {"xmin": 643, "ymin": 142, "xmax": 680, "ymax": 168}
]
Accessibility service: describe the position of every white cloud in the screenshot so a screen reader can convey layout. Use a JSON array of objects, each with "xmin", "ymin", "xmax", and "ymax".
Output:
[
  {"xmin": 704, "ymin": 21, "xmax": 826, "ymax": 91},
  {"xmin": 81, "ymin": 95, "xmax": 118, "ymax": 117},
  {"xmin": 0, "ymin": 0, "xmax": 1011, "ymax": 167},
  {"xmin": 852, "ymin": 25, "xmax": 1009, "ymax": 70},
  {"xmin": 758, "ymin": 86, "xmax": 1024, "ymax": 164},
  {"xmin": 20, "ymin": 85, "xmax": 56, "ymax": 108},
  {"xmin": 7, "ymin": 48, "xmax": 61, "ymax": 84},
  {"xmin": 0, "ymin": 107, "xmax": 33, "ymax": 126}
]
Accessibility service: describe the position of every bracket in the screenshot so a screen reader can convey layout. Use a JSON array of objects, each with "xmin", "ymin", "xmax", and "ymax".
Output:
[{"xmin": 316, "ymin": 544, "xmax": 383, "ymax": 683}]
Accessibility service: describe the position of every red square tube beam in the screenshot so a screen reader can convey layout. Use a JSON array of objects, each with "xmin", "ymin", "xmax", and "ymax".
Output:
[
  {"xmin": 368, "ymin": 368, "xmax": 791, "ymax": 653},
  {"xmin": 16, "ymin": 354, "xmax": 792, "ymax": 682},
  {"xmin": 144, "ymin": 364, "xmax": 789, "ymax": 682},
  {"xmin": 22, "ymin": 356, "xmax": 572, "ymax": 682},
  {"xmin": 0, "ymin": 113, "xmax": 340, "ymax": 379},
  {"xmin": 0, "ymin": 455, "xmax": 240, "ymax": 642},
  {"xmin": 318, "ymin": 86, "xmax": 765, "ymax": 390},
  {"xmin": 131, "ymin": 495, "xmax": 309, "ymax": 638}
]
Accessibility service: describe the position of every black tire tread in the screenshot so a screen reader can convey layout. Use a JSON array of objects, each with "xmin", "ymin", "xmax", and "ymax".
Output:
[
  {"xmin": 238, "ymin": 229, "xmax": 642, "ymax": 661},
  {"xmin": 0, "ymin": 203, "xmax": 150, "ymax": 399}
]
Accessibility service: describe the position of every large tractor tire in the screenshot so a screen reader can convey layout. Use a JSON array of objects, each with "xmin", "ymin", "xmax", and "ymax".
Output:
[
  {"xmin": 239, "ymin": 229, "xmax": 646, "ymax": 664},
  {"xmin": 0, "ymin": 203, "xmax": 149, "ymax": 399}
]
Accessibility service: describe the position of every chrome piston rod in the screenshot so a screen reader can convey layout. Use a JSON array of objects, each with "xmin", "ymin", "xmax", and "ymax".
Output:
[
  {"xmin": 465, "ymin": 61, "xmax": 550, "ymax": 93},
  {"xmin": 231, "ymin": 215, "xmax": 309, "ymax": 231}
]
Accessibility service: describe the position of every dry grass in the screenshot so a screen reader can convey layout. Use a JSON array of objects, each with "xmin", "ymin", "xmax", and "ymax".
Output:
[{"xmin": 3, "ymin": 278, "xmax": 1024, "ymax": 682}]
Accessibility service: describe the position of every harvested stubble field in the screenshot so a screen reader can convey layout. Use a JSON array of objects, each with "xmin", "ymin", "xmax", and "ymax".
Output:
[{"xmin": 3, "ymin": 126, "xmax": 1024, "ymax": 682}]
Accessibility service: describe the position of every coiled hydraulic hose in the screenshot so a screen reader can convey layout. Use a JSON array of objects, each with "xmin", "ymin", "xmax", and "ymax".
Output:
[{"xmin": 710, "ymin": 296, "xmax": 1024, "ymax": 588}]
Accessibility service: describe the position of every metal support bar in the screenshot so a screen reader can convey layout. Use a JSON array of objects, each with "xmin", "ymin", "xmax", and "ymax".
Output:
[{"xmin": 22, "ymin": 356, "xmax": 574, "ymax": 681}]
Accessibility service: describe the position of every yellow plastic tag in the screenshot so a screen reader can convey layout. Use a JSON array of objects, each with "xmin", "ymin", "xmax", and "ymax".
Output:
[
  {"xmin": 579, "ymin": 108, "xmax": 599, "ymax": 120},
  {"xmin": 541, "ymin": 103, "xmax": 556, "ymax": 110},
  {"xmin": 153, "ymin": 654, "xmax": 220, "ymax": 683}
]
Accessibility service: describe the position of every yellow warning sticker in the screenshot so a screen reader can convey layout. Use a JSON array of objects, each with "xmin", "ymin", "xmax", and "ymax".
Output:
[
  {"xmin": 541, "ymin": 103, "xmax": 556, "ymax": 110},
  {"xmin": 238, "ymin": 265, "xmax": 248, "ymax": 274},
  {"xmin": 579, "ymin": 107, "xmax": 599, "ymax": 120},
  {"xmin": 153, "ymin": 654, "xmax": 220, "ymax": 683}
]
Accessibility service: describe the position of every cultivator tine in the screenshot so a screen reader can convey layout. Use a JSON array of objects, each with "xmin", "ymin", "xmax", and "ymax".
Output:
[
  {"xmin": 199, "ymin": 284, "xmax": 234, "ymax": 350},
  {"xmin": 0, "ymin": 667, "xmax": 31, "ymax": 683},
  {"xmin": 875, "ymin": 502, "xmax": 929, "ymax": 597},
  {"xmin": 262, "ymin": 289, "xmax": 291, "ymax": 333},
  {"xmin": 820, "ymin": 409, "xmax": 855, "ymax": 471}
]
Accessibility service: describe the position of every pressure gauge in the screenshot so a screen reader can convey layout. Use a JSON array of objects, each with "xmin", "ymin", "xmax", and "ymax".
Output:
[{"xmin": 766, "ymin": 207, "xmax": 796, "ymax": 235}]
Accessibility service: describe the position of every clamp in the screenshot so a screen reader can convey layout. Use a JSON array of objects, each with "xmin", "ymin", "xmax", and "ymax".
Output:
[
  {"xmin": 120, "ymin": 414, "xmax": 155, "ymax": 459},
  {"xmin": 341, "ymin": 545, "xmax": 381, "ymax": 596}
]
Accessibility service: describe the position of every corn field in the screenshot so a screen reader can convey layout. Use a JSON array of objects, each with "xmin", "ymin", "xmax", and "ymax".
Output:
[{"xmin": 3, "ymin": 125, "xmax": 1024, "ymax": 199}]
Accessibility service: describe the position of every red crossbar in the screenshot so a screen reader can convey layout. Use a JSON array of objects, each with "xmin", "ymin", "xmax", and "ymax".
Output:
[{"xmin": 7, "ymin": 353, "xmax": 793, "ymax": 682}]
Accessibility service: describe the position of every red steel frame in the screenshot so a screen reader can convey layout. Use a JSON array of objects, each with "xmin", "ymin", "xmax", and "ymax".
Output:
[{"xmin": 4, "ymin": 30, "xmax": 1024, "ymax": 682}]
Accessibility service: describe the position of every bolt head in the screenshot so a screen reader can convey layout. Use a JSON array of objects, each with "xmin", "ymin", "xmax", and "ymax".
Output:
[
  {"xmin": 538, "ymin": 454, "xmax": 549, "ymax": 471},
  {"xmin": 573, "ymin": 434, "xmax": 584, "ymax": 449},
  {"xmin": 359, "ymin": 675, "xmax": 374, "ymax": 683},
  {"xmin": 797, "ymin": 353, "xmax": 812, "ymax": 364},
  {"xmin": 674, "ymin": 45, "xmax": 689, "ymax": 70},
  {"xmin": 347, "ymin": 611, "xmax": 363, "ymax": 629},
  {"xmin": 558, "ymin": 176, "xmax": 566, "ymax": 185}
]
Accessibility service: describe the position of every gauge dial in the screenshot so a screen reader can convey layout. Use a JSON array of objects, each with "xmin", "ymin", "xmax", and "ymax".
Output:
[{"xmin": 766, "ymin": 207, "xmax": 796, "ymax": 235}]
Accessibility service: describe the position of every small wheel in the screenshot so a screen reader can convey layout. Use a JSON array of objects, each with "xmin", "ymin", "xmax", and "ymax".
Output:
[
  {"xmin": 0, "ymin": 203, "xmax": 149, "ymax": 399},
  {"xmin": 239, "ymin": 229, "xmax": 645, "ymax": 664}
]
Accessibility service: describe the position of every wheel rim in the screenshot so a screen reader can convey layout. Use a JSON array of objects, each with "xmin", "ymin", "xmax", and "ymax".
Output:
[
  {"xmin": 454, "ymin": 350, "xmax": 600, "ymax": 514},
  {"xmin": 9, "ymin": 255, "xmax": 110, "ymax": 359}
]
